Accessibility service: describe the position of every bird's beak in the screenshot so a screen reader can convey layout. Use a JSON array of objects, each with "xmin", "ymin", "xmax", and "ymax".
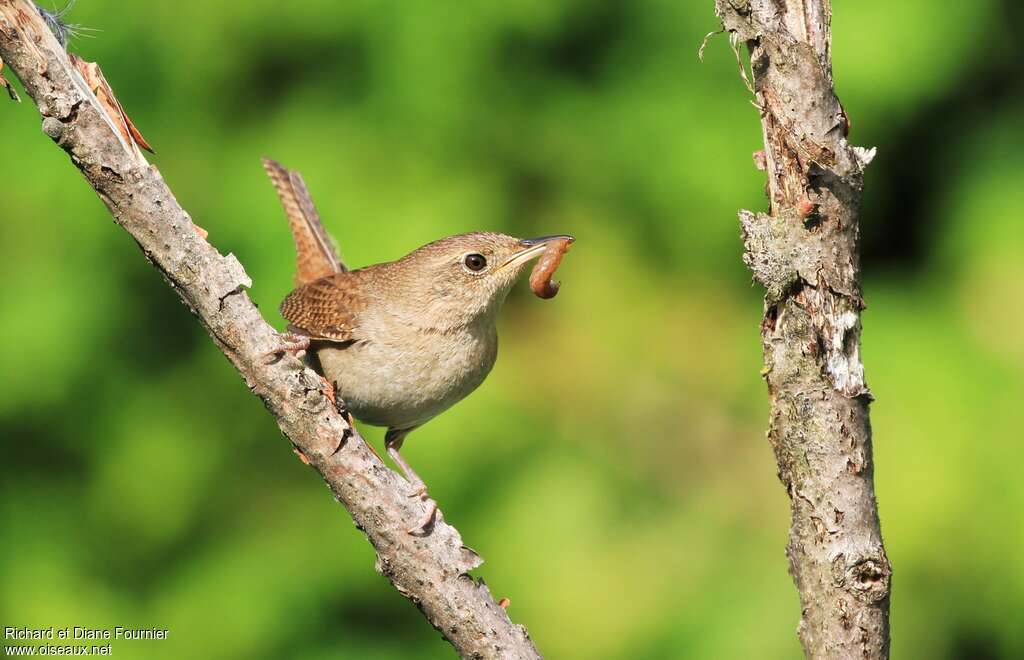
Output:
[{"xmin": 500, "ymin": 235, "xmax": 575, "ymax": 270}]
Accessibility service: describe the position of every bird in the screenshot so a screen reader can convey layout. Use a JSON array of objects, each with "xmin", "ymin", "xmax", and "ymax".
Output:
[{"xmin": 262, "ymin": 157, "xmax": 573, "ymax": 534}]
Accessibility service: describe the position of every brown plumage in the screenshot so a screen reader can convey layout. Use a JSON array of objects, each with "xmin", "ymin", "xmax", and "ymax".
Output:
[
  {"xmin": 279, "ymin": 274, "xmax": 363, "ymax": 342},
  {"xmin": 263, "ymin": 158, "xmax": 574, "ymax": 534},
  {"xmin": 262, "ymin": 157, "xmax": 345, "ymax": 285}
]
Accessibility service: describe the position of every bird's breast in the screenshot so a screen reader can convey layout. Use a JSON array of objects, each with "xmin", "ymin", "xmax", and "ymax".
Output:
[{"xmin": 316, "ymin": 319, "xmax": 498, "ymax": 431}]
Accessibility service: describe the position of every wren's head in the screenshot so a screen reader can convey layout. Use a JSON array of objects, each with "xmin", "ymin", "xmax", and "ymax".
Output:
[{"xmin": 382, "ymin": 232, "xmax": 570, "ymax": 330}]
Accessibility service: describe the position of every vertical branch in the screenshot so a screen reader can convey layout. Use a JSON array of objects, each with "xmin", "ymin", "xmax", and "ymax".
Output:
[{"xmin": 713, "ymin": 1, "xmax": 892, "ymax": 657}]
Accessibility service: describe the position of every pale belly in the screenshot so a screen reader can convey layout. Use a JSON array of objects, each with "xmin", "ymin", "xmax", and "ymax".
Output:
[{"xmin": 315, "ymin": 325, "xmax": 498, "ymax": 431}]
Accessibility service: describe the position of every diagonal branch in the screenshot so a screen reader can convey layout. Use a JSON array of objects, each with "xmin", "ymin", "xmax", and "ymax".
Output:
[
  {"xmin": 712, "ymin": 1, "xmax": 892, "ymax": 658},
  {"xmin": 0, "ymin": 2, "xmax": 540, "ymax": 657}
]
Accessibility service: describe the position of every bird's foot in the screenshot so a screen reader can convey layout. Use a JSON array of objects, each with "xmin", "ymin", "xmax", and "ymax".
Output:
[
  {"xmin": 262, "ymin": 332, "xmax": 311, "ymax": 364},
  {"xmin": 406, "ymin": 484, "xmax": 438, "ymax": 536},
  {"xmin": 325, "ymin": 380, "xmax": 358, "ymax": 426},
  {"xmin": 319, "ymin": 376, "xmax": 337, "ymax": 406}
]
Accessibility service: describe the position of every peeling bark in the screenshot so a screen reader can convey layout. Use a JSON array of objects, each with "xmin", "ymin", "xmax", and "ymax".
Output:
[
  {"xmin": 714, "ymin": 1, "xmax": 892, "ymax": 657},
  {"xmin": 0, "ymin": 2, "xmax": 540, "ymax": 657}
]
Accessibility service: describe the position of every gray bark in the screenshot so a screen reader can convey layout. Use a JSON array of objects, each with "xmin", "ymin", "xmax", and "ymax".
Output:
[
  {"xmin": 713, "ymin": 1, "xmax": 892, "ymax": 657},
  {"xmin": 0, "ymin": 2, "xmax": 540, "ymax": 657}
]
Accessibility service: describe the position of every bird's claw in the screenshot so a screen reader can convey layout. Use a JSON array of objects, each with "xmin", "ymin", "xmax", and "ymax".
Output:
[
  {"xmin": 404, "ymin": 483, "xmax": 437, "ymax": 535},
  {"xmin": 319, "ymin": 376, "xmax": 337, "ymax": 405},
  {"xmin": 262, "ymin": 332, "xmax": 311, "ymax": 364},
  {"xmin": 407, "ymin": 496, "xmax": 438, "ymax": 536}
]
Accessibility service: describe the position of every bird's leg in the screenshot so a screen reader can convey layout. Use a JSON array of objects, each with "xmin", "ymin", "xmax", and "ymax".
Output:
[
  {"xmin": 384, "ymin": 427, "xmax": 426, "ymax": 490},
  {"xmin": 385, "ymin": 427, "xmax": 437, "ymax": 535}
]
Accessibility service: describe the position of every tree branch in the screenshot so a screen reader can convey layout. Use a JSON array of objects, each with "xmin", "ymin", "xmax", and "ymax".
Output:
[
  {"xmin": 713, "ymin": 1, "xmax": 892, "ymax": 657},
  {"xmin": 0, "ymin": 2, "xmax": 540, "ymax": 657}
]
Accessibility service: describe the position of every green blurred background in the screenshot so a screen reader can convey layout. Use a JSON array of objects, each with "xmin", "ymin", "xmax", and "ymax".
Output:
[{"xmin": 2, "ymin": 1, "xmax": 1022, "ymax": 658}]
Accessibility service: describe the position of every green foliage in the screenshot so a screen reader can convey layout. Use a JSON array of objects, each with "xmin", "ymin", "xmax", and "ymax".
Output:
[{"xmin": 1, "ymin": 1, "xmax": 1021, "ymax": 658}]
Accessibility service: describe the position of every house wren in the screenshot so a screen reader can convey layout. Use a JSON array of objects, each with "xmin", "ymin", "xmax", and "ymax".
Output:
[{"xmin": 263, "ymin": 158, "xmax": 573, "ymax": 533}]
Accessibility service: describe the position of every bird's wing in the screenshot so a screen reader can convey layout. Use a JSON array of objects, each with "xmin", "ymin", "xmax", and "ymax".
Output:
[
  {"xmin": 262, "ymin": 157, "xmax": 346, "ymax": 285},
  {"xmin": 279, "ymin": 274, "xmax": 364, "ymax": 343}
]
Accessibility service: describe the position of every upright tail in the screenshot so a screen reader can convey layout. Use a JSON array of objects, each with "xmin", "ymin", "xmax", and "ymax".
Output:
[{"xmin": 262, "ymin": 157, "xmax": 347, "ymax": 285}]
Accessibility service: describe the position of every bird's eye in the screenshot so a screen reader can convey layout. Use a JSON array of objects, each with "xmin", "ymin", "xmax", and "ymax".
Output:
[{"xmin": 463, "ymin": 253, "xmax": 487, "ymax": 272}]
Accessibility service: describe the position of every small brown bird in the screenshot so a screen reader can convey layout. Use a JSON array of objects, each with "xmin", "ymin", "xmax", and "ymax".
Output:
[{"xmin": 263, "ymin": 158, "xmax": 573, "ymax": 533}]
